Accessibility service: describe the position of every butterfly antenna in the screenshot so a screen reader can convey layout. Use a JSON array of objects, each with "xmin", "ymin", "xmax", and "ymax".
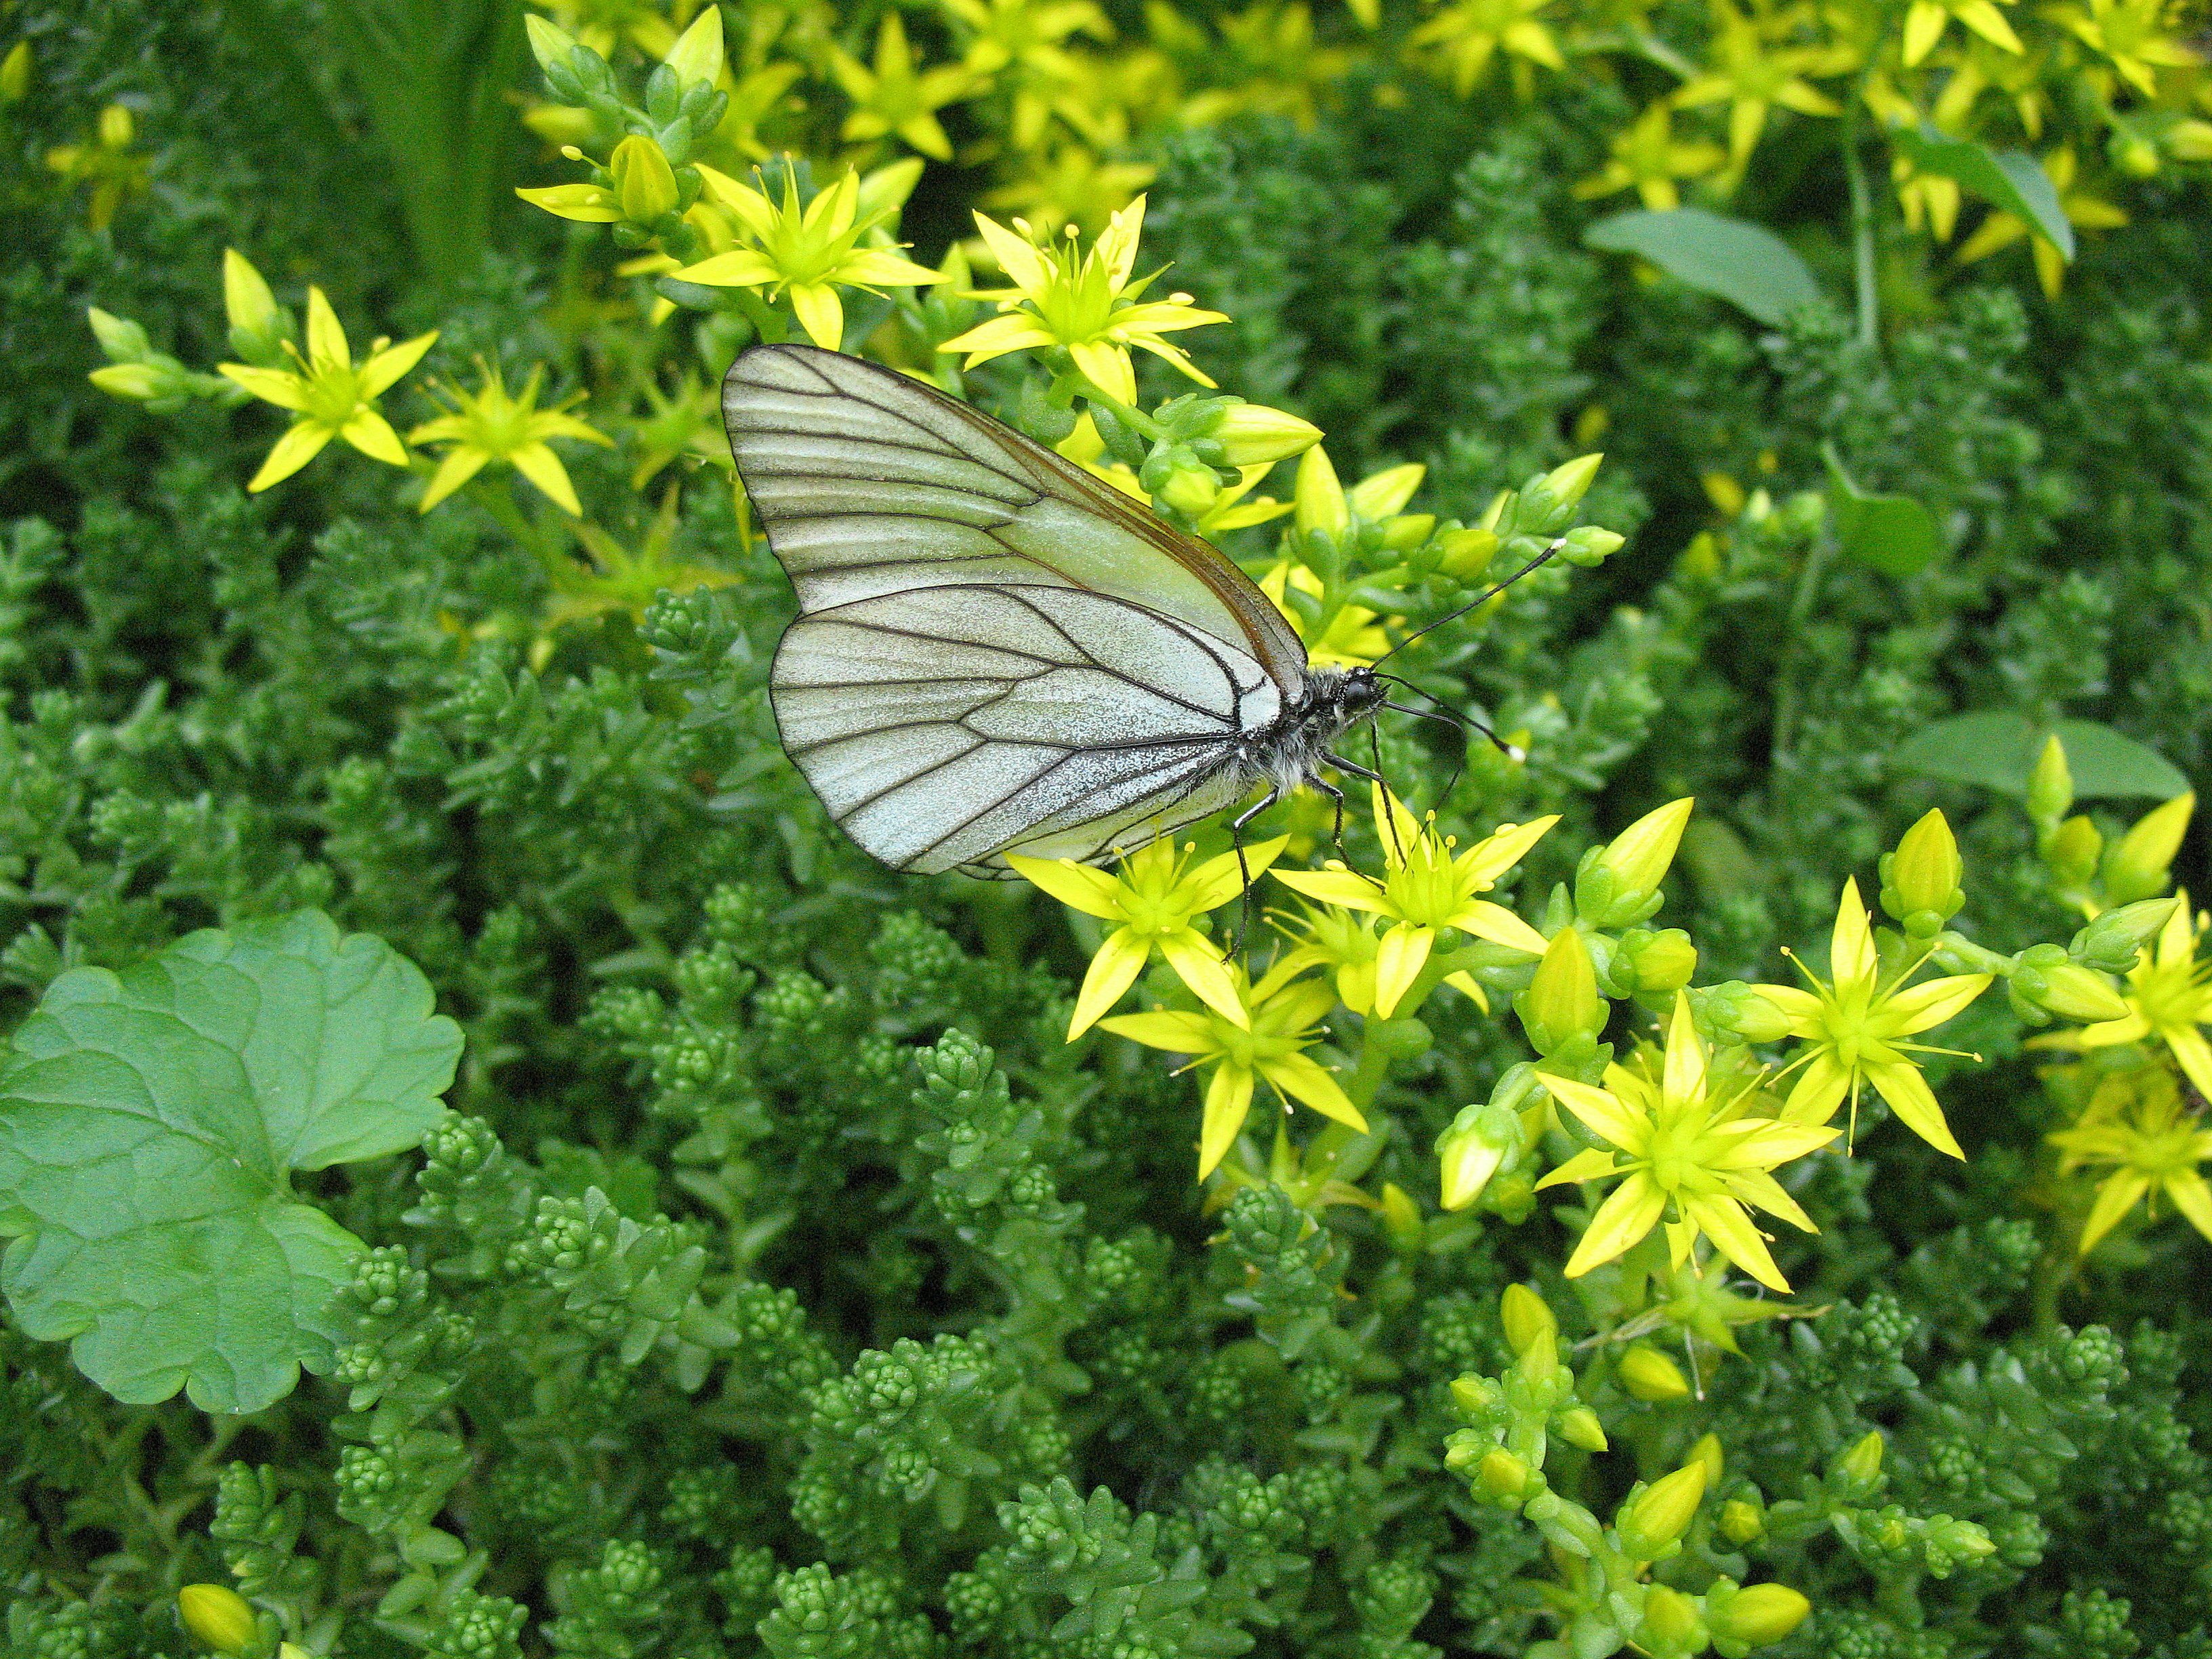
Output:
[{"xmin": 1376, "ymin": 537, "xmax": 1567, "ymax": 665}]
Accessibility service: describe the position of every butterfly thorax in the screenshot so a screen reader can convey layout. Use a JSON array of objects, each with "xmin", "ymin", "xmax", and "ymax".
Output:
[{"xmin": 1243, "ymin": 665, "xmax": 1388, "ymax": 796}]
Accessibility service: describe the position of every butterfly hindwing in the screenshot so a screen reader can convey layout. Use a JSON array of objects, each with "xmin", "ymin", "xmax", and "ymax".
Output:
[{"xmin": 769, "ymin": 582, "xmax": 1279, "ymax": 875}]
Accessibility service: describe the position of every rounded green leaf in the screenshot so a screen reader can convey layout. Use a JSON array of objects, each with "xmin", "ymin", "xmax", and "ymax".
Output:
[
  {"xmin": 0, "ymin": 911, "xmax": 462, "ymax": 1412},
  {"xmin": 1583, "ymin": 207, "xmax": 1824, "ymax": 327},
  {"xmin": 1890, "ymin": 714, "xmax": 2188, "ymax": 800}
]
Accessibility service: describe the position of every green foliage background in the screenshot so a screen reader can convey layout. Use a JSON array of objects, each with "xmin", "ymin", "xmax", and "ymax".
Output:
[{"xmin": 3, "ymin": 1, "xmax": 2212, "ymax": 1657}]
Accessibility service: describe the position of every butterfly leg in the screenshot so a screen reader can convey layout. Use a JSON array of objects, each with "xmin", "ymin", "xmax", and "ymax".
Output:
[
  {"xmin": 1322, "ymin": 750, "xmax": 1402, "ymax": 863},
  {"xmin": 1229, "ymin": 785, "xmax": 1282, "ymax": 956}
]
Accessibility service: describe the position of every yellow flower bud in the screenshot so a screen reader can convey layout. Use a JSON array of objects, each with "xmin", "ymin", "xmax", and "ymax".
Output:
[
  {"xmin": 1620, "ymin": 1461, "xmax": 1706, "ymax": 1557},
  {"xmin": 2, "ymin": 40, "xmax": 33, "ymax": 105},
  {"xmin": 1837, "ymin": 1429, "xmax": 1885, "ymax": 1489},
  {"xmin": 1641, "ymin": 1585, "xmax": 1704, "ymax": 1647},
  {"xmin": 1477, "ymin": 1447, "xmax": 1530, "ymax": 1499},
  {"xmin": 1597, "ymin": 797, "xmax": 1695, "ymax": 901},
  {"xmin": 2027, "ymin": 735, "xmax": 2073, "ymax": 827},
  {"xmin": 525, "ymin": 13, "xmax": 581, "ymax": 75},
  {"xmin": 1688, "ymin": 1432, "xmax": 1725, "ymax": 1488},
  {"xmin": 1437, "ymin": 525, "xmax": 1498, "ymax": 579},
  {"xmin": 98, "ymin": 102, "xmax": 134, "ymax": 150},
  {"xmin": 222, "ymin": 249, "xmax": 280, "ymax": 342},
  {"xmin": 611, "ymin": 135, "xmax": 679, "ymax": 223},
  {"xmin": 2105, "ymin": 792, "xmax": 2194, "ymax": 905},
  {"xmin": 178, "ymin": 1584, "xmax": 257, "ymax": 1656},
  {"xmin": 1499, "ymin": 1283, "xmax": 1556, "ymax": 1357},
  {"xmin": 1557, "ymin": 1406, "xmax": 1608, "ymax": 1452},
  {"xmin": 1542, "ymin": 452, "xmax": 1603, "ymax": 513},
  {"xmin": 1888, "ymin": 808, "xmax": 1962, "ymax": 921},
  {"xmin": 1347, "ymin": 462, "xmax": 1425, "ymax": 520},
  {"xmin": 1208, "ymin": 403, "xmax": 1323, "ymax": 466},
  {"xmin": 664, "ymin": 4, "xmax": 726, "ymax": 89},
  {"xmin": 88, "ymin": 362, "xmax": 164, "ymax": 400},
  {"xmin": 2171, "ymin": 119, "xmax": 2212, "ymax": 162},
  {"xmin": 1293, "ymin": 444, "xmax": 1348, "ymax": 538},
  {"xmin": 2036, "ymin": 963, "xmax": 2131, "ymax": 1023},
  {"xmin": 1519, "ymin": 928, "xmax": 1601, "ymax": 1054},
  {"xmin": 1707, "ymin": 1582, "xmax": 1811, "ymax": 1645},
  {"xmin": 1719, "ymin": 1498, "xmax": 1765, "ymax": 1543},
  {"xmin": 1626, "ymin": 929, "xmax": 1698, "ymax": 994},
  {"xmin": 1619, "ymin": 1345, "xmax": 1691, "ymax": 1402},
  {"xmin": 1438, "ymin": 1101, "xmax": 1519, "ymax": 1210},
  {"xmin": 2047, "ymin": 814, "xmax": 2103, "ymax": 888},
  {"xmin": 2114, "ymin": 135, "xmax": 2159, "ymax": 178},
  {"xmin": 1380, "ymin": 1180, "xmax": 1424, "ymax": 1250}
]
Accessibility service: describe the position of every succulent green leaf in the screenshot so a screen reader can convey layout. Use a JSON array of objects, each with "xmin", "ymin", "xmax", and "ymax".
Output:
[
  {"xmin": 1891, "ymin": 714, "xmax": 2188, "ymax": 800},
  {"xmin": 1889, "ymin": 125, "xmax": 2074, "ymax": 260},
  {"xmin": 0, "ymin": 911, "xmax": 462, "ymax": 1412},
  {"xmin": 1582, "ymin": 207, "xmax": 1823, "ymax": 327},
  {"xmin": 1824, "ymin": 443, "xmax": 1942, "ymax": 576}
]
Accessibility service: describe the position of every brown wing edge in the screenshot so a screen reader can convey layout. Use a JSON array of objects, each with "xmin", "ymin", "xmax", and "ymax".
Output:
[{"xmin": 722, "ymin": 342, "xmax": 1311, "ymax": 697}]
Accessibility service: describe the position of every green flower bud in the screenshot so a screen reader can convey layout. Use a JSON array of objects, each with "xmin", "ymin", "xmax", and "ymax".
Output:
[
  {"xmin": 1207, "ymin": 403, "xmax": 1323, "ymax": 466},
  {"xmin": 2047, "ymin": 814, "xmax": 2103, "ymax": 890},
  {"xmin": 2104, "ymin": 791, "xmax": 2194, "ymax": 905},
  {"xmin": 2072, "ymin": 897, "xmax": 2181, "ymax": 975},
  {"xmin": 1706, "ymin": 1582, "xmax": 1811, "ymax": 1645},
  {"xmin": 2033, "ymin": 962, "xmax": 2131, "ymax": 1023},
  {"xmin": 1719, "ymin": 1498, "xmax": 1765, "ymax": 1544},
  {"xmin": 1369, "ymin": 1015, "xmax": 1433, "ymax": 1060},
  {"xmin": 1640, "ymin": 1585, "xmax": 1705, "ymax": 1651},
  {"xmin": 1294, "ymin": 444, "xmax": 1348, "ymax": 538},
  {"xmin": 1517, "ymin": 928, "xmax": 1603, "ymax": 1054},
  {"xmin": 88, "ymin": 361, "xmax": 166, "ymax": 400},
  {"xmin": 2027, "ymin": 734, "xmax": 2073, "ymax": 831},
  {"xmin": 1537, "ymin": 452, "xmax": 1603, "ymax": 516},
  {"xmin": 1500, "ymin": 1283, "xmax": 1556, "ymax": 1357},
  {"xmin": 1437, "ymin": 1098, "xmax": 1520, "ymax": 1210},
  {"xmin": 1557, "ymin": 1406, "xmax": 1607, "ymax": 1452},
  {"xmin": 1881, "ymin": 808, "xmax": 1963, "ymax": 935},
  {"xmin": 1477, "ymin": 1448, "xmax": 1530, "ymax": 1500},
  {"xmin": 1443, "ymin": 1434, "xmax": 1483, "ymax": 1471},
  {"xmin": 1451, "ymin": 1374, "xmax": 1502, "ymax": 1415},
  {"xmin": 1380, "ymin": 511, "xmax": 1435, "ymax": 551},
  {"xmin": 663, "ymin": 5, "xmax": 725, "ymax": 89},
  {"xmin": 1619, "ymin": 1345, "xmax": 1691, "ymax": 1402},
  {"xmin": 178, "ymin": 1585, "xmax": 257, "ymax": 1655},
  {"xmin": 610, "ymin": 134, "xmax": 679, "ymax": 222},
  {"xmin": 1154, "ymin": 462, "xmax": 1223, "ymax": 517},
  {"xmin": 1438, "ymin": 525, "xmax": 1498, "ymax": 579},
  {"xmin": 1380, "ymin": 1180, "xmax": 1424, "ymax": 1251},
  {"xmin": 87, "ymin": 304, "xmax": 151, "ymax": 363},
  {"xmin": 1619, "ymin": 1461, "xmax": 1706, "ymax": 1558}
]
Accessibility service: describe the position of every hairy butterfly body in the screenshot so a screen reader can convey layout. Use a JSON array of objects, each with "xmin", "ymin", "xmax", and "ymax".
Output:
[{"xmin": 721, "ymin": 343, "xmax": 1387, "ymax": 877}]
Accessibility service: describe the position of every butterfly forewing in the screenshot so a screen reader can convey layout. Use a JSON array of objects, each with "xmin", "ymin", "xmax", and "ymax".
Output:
[{"xmin": 724, "ymin": 344, "xmax": 1309, "ymax": 876}]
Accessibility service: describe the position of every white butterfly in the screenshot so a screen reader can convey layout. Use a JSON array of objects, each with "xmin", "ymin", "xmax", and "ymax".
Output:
[{"xmin": 721, "ymin": 343, "xmax": 1393, "ymax": 878}]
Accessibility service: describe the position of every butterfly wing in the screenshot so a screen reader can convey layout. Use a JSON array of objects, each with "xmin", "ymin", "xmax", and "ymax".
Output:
[{"xmin": 722, "ymin": 344, "xmax": 1307, "ymax": 874}]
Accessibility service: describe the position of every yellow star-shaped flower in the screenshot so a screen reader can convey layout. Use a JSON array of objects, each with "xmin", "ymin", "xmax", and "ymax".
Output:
[
  {"xmin": 218, "ymin": 289, "xmax": 437, "ymax": 493},
  {"xmin": 2049, "ymin": 1065, "xmax": 2212, "ymax": 1254},
  {"xmin": 409, "ymin": 359, "xmax": 613, "ymax": 516}
]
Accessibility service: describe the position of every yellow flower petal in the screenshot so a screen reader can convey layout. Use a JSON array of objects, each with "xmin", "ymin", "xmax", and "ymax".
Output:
[
  {"xmin": 673, "ymin": 249, "xmax": 781, "ymax": 289},
  {"xmin": 788, "ymin": 284, "xmax": 845, "ymax": 350},
  {"xmin": 1864, "ymin": 1059, "xmax": 1963, "ymax": 1158},
  {"xmin": 417, "ymin": 444, "xmax": 492, "ymax": 512},
  {"xmin": 1662, "ymin": 989, "xmax": 1705, "ymax": 1105},
  {"xmin": 1539, "ymin": 1073, "xmax": 1648, "ymax": 1153},
  {"xmin": 937, "ymin": 312, "xmax": 1059, "ymax": 364},
  {"xmin": 1372, "ymin": 922, "xmax": 1434, "ymax": 1018},
  {"xmin": 1006, "ymin": 853, "xmax": 1125, "ymax": 918},
  {"xmin": 245, "ymin": 420, "xmax": 335, "ymax": 491},
  {"xmin": 1563, "ymin": 1171, "xmax": 1666, "ymax": 1277},
  {"xmin": 304, "ymin": 287, "xmax": 348, "ymax": 373},
  {"xmin": 1682, "ymin": 1193, "xmax": 1792, "ymax": 1292},
  {"xmin": 359, "ymin": 329, "xmax": 438, "ymax": 399},
  {"xmin": 337, "ymin": 407, "xmax": 410, "ymax": 468},
  {"xmin": 507, "ymin": 442, "xmax": 583, "ymax": 515},
  {"xmin": 1746, "ymin": 982, "xmax": 1825, "ymax": 1035},
  {"xmin": 1883, "ymin": 973, "xmax": 1992, "ymax": 1035},
  {"xmin": 1068, "ymin": 340, "xmax": 1136, "ymax": 404},
  {"xmin": 2164, "ymin": 1023, "xmax": 2212, "ymax": 1101},
  {"xmin": 2163, "ymin": 1170, "xmax": 2212, "ymax": 1245},
  {"xmin": 1273, "ymin": 867, "xmax": 1392, "ymax": 916},
  {"xmin": 1099, "ymin": 1009, "xmax": 1215, "ymax": 1052},
  {"xmin": 1157, "ymin": 930, "xmax": 1247, "ymax": 1032},
  {"xmin": 1198, "ymin": 1061, "xmax": 1256, "ymax": 1180},
  {"xmin": 1534, "ymin": 1146, "xmax": 1621, "ymax": 1191},
  {"xmin": 218, "ymin": 364, "xmax": 309, "ymax": 411},
  {"xmin": 1782, "ymin": 1052, "xmax": 1851, "ymax": 1124},
  {"xmin": 1185, "ymin": 836, "xmax": 1289, "ymax": 913},
  {"xmin": 1069, "ymin": 926, "xmax": 1153, "ymax": 1038},
  {"xmin": 1830, "ymin": 876, "xmax": 1876, "ymax": 989},
  {"xmin": 516, "ymin": 182, "xmax": 623, "ymax": 222},
  {"xmin": 1448, "ymin": 900, "xmax": 1548, "ymax": 956},
  {"xmin": 2078, "ymin": 1168, "xmax": 2151, "ymax": 1254},
  {"xmin": 1258, "ymin": 1050, "xmax": 1367, "ymax": 1131}
]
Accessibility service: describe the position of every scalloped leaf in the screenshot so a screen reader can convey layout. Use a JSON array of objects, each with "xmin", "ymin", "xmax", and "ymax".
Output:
[{"xmin": 0, "ymin": 911, "xmax": 461, "ymax": 1412}]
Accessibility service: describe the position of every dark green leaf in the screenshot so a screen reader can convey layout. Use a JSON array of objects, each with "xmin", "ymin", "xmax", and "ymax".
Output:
[
  {"xmin": 1889, "ymin": 125, "xmax": 2074, "ymax": 259},
  {"xmin": 0, "ymin": 912, "xmax": 462, "ymax": 1412},
  {"xmin": 1823, "ymin": 443, "xmax": 1942, "ymax": 576},
  {"xmin": 1582, "ymin": 207, "xmax": 1823, "ymax": 327},
  {"xmin": 1890, "ymin": 713, "xmax": 2188, "ymax": 799}
]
